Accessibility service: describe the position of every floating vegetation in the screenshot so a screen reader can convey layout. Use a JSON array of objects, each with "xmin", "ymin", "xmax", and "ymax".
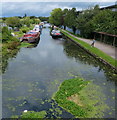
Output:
[
  {"xmin": 11, "ymin": 110, "xmax": 47, "ymax": 118},
  {"xmin": 53, "ymin": 77, "xmax": 109, "ymax": 118},
  {"xmin": 20, "ymin": 110, "xmax": 47, "ymax": 118}
]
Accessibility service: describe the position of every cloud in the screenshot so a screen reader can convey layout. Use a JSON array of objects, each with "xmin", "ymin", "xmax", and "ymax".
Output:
[
  {"xmin": 2, "ymin": 2, "xmax": 84, "ymax": 17},
  {"xmin": 2, "ymin": 0, "xmax": 116, "ymax": 2},
  {"xmin": 2, "ymin": 2, "xmax": 115, "ymax": 17}
]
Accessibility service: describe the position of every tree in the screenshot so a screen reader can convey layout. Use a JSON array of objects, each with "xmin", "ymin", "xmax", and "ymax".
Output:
[
  {"xmin": 2, "ymin": 27, "xmax": 11, "ymax": 42},
  {"xmin": 92, "ymin": 9, "xmax": 116, "ymax": 34},
  {"xmin": 24, "ymin": 13, "xmax": 27, "ymax": 18},
  {"xmin": 49, "ymin": 8, "xmax": 63, "ymax": 26},
  {"xmin": 33, "ymin": 18, "xmax": 41, "ymax": 24},
  {"xmin": 62, "ymin": 8, "xmax": 68, "ymax": 29},
  {"xmin": 64, "ymin": 8, "xmax": 77, "ymax": 33},
  {"xmin": 39, "ymin": 17, "xmax": 49, "ymax": 22},
  {"xmin": 76, "ymin": 5, "xmax": 100, "ymax": 37},
  {"xmin": 20, "ymin": 17, "xmax": 31, "ymax": 27},
  {"xmin": 5, "ymin": 17, "xmax": 21, "ymax": 28}
]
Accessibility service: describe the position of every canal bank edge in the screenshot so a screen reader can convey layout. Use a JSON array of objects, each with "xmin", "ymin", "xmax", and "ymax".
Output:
[{"xmin": 60, "ymin": 29, "xmax": 117, "ymax": 73}]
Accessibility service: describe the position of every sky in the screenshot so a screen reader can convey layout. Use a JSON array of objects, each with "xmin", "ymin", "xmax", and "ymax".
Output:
[{"xmin": 1, "ymin": 1, "xmax": 116, "ymax": 17}]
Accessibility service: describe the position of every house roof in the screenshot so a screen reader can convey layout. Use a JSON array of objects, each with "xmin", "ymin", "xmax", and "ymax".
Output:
[{"xmin": 100, "ymin": 5, "xmax": 117, "ymax": 10}]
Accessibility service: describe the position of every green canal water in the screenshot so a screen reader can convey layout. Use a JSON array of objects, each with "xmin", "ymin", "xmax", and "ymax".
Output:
[{"xmin": 2, "ymin": 27, "xmax": 116, "ymax": 118}]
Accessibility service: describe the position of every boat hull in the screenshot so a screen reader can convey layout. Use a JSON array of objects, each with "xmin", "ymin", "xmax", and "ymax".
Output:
[
  {"xmin": 52, "ymin": 35, "xmax": 62, "ymax": 39},
  {"xmin": 21, "ymin": 32, "xmax": 40, "ymax": 43}
]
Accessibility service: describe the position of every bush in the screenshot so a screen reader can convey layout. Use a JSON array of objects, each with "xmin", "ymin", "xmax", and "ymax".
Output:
[
  {"xmin": 2, "ymin": 27, "xmax": 12, "ymax": 42},
  {"xmin": 20, "ymin": 26, "xmax": 30, "ymax": 33},
  {"xmin": 6, "ymin": 41, "xmax": 20, "ymax": 50}
]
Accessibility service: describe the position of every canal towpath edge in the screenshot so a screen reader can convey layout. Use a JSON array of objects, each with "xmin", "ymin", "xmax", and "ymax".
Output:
[{"xmin": 61, "ymin": 29, "xmax": 117, "ymax": 60}]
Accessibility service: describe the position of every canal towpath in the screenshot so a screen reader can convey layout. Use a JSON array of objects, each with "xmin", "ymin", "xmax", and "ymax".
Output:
[{"xmin": 62, "ymin": 29, "xmax": 117, "ymax": 60}]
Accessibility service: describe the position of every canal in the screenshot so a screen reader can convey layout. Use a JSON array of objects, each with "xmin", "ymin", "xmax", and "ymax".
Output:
[{"xmin": 2, "ymin": 26, "xmax": 116, "ymax": 118}]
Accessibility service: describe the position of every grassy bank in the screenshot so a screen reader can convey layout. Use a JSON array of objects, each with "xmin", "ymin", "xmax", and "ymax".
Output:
[
  {"xmin": 53, "ymin": 78, "xmax": 109, "ymax": 118},
  {"xmin": 61, "ymin": 29, "xmax": 117, "ymax": 69}
]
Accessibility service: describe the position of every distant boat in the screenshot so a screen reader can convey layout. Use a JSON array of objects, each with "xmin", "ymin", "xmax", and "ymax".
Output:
[
  {"xmin": 50, "ymin": 30, "xmax": 62, "ymax": 39},
  {"xmin": 33, "ymin": 25, "xmax": 41, "ymax": 32}
]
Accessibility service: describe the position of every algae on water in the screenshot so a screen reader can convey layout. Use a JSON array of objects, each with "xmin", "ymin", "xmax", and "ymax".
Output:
[{"xmin": 54, "ymin": 77, "xmax": 109, "ymax": 118}]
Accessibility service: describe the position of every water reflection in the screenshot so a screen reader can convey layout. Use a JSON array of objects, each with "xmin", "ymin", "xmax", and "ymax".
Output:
[
  {"xmin": 63, "ymin": 38, "xmax": 117, "ymax": 82},
  {"xmin": 27, "ymin": 38, "xmax": 40, "ymax": 48},
  {"xmin": 2, "ymin": 47, "xmax": 20, "ymax": 74}
]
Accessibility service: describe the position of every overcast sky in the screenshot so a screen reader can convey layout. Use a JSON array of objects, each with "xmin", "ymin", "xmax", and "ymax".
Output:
[{"xmin": 1, "ymin": 1, "xmax": 116, "ymax": 17}]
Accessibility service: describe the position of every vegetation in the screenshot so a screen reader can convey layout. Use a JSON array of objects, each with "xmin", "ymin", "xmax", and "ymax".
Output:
[
  {"xmin": 53, "ymin": 77, "xmax": 109, "ymax": 118},
  {"xmin": 2, "ymin": 26, "xmax": 18, "ymax": 43},
  {"xmin": 61, "ymin": 29, "xmax": 117, "ymax": 68},
  {"xmin": 20, "ymin": 17, "xmax": 41, "ymax": 27},
  {"xmin": 49, "ymin": 8, "xmax": 63, "ymax": 27},
  {"xmin": 1, "ymin": 24, "xmax": 35, "ymax": 73},
  {"xmin": 49, "ymin": 5, "xmax": 116, "ymax": 40},
  {"xmin": 11, "ymin": 110, "xmax": 47, "ymax": 118},
  {"xmin": 5, "ymin": 17, "xmax": 21, "ymax": 28},
  {"xmin": 76, "ymin": 7, "xmax": 116, "ymax": 38},
  {"xmin": 20, "ymin": 111, "xmax": 47, "ymax": 118},
  {"xmin": 2, "ymin": 42, "xmax": 20, "ymax": 73},
  {"xmin": 64, "ymin": 8, "xmax": 77, "ymax": 33},
  {"xmin": 4, "ymin": 16, "xmax": 41, "ymax": 30},
  {"xmin": 39, "ymin": 16, "xmax": 49, "ymax": 22}
]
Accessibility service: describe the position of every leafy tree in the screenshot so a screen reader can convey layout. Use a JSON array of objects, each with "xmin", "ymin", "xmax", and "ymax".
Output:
[
  {"xmin": 49, "ymin": 8, "xmax": 63, "ymax": 26},
  {"xmin": 33, "ymin": 18, "xmax": 41, "ymax": 24},
  {"xmin": 64, "ymin": 8, "xmax": 77, "ymax": 33},
  {"xmin": 24, "ymin": 13, "xmax": 27, "ymax": 18},
  {"xmin": 76, "ymin": 5, "xmax": 100, "ymax": 37},
  {"xmin": 39, "ymin": 17, "xmax": 49, "ymax": 22},
  {"xmin": 2, "ymin": 27, "xmax": 18, "ymax": 42},
  {"xmin": 5, "ymin": 17, "xmax": 21, "ymax": 28},
  {"xmin": 20, "ymin": 17, "xmax": 41, "ymax": 26},
  {"xmin": 92, "ymin": 9, "xmax": 116, "ymax": 35},
  {"xmin": 2, "ymin": 27, "xmax": 12, "ymax": 42},
  {"xmin": 20, "ymin": 17, "xmax": 31, "ymax": 27},
  {"xmin": 62, "ymin": 8, "xmax": 68, "ymax": 29}
]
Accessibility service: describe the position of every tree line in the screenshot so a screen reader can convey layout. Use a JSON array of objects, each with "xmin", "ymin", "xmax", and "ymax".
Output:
[
  {"xmin": 2, "ymin": 16, "xmax": 49, "ymax": 29},
  {"xmin": 49, "ymin": 5, "xmax": 116, "ymax": 38}
]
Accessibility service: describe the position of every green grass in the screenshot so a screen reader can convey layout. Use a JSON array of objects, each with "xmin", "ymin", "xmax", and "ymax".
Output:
[
  {"xmin": 18, "ymin": 42, "xmax": 32, "ymax": 48},
  {"xmin": 61, "ymin": 30, "xmax": 117, "ymax": 68},
  {"xmin": 53, "ymin": 78, "xmax": 109, "ymax": 118},
  {"xmin": 14, "ymin": 31, "xmax": 24, "ymax": 38}
]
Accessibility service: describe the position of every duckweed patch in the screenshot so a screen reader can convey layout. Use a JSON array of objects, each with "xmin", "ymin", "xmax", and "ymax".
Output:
[
  {"xmin": 20, "ymin": 110, "xmax": 47, "ymax": 118},
  {"xmin": 53, "ymin": 78, "xmax": 109, "ymax": 118},
  {"xmin": 11, "ymin": 110, "xmax": 47, "ymax": 119}
]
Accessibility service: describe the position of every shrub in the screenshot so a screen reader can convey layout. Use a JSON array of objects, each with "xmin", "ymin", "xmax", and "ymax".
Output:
[
  {"xmin": 2, "ymin": 27, "xmax": 12, "ymax": 42},
  {"xmin": 6, "ymin": 41, "xmax": 20, "ymax": 50},
  {"xmin": 20, "ymin": 26, "xmax": 30, "ymax": 33}
]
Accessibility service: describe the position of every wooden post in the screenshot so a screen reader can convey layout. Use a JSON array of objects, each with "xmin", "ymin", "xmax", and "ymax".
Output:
[
  {"xmin": 113, "ymin": 37, "xmax": 115, "ymax": 46},
  {"xmin": 94, "ymin": 32, "xmax": 96, "ymax": 39},
  {"xmin": 101, "ymin": 34, "xmax": 102, "ymax": 42},
  {"xmin": 104, "ymin": 35, "xmax": 105, "ymax": 43}
]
